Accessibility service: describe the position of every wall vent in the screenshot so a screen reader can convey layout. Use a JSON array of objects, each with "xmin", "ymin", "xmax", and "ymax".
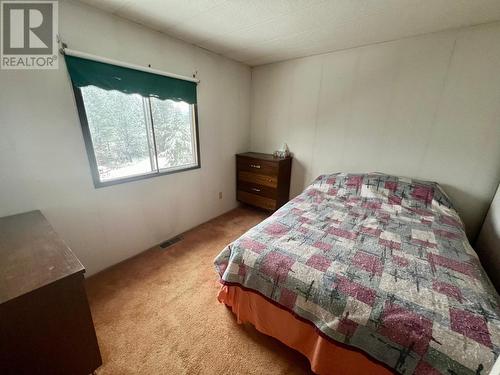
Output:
[{"xmin": 159, "ymin": 236, "xmax": 183, "ymax": 249}]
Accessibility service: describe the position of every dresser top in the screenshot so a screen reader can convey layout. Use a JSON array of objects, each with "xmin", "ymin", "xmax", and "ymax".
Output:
[
  {"xmin": 0, "ymin": 210, "xmax": 84, "ymax": 304},
  {"xmin": 237, "ymin": 152, "xmax": 292, "ymax": 161}
]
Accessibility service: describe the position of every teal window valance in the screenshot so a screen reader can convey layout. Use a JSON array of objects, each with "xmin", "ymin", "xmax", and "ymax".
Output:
[{"xmin": 64, "ymin": 55, "xmax": 197, "ymax": 104}]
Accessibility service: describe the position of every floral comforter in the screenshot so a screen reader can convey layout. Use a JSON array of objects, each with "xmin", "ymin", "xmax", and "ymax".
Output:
[{"xmin": 215, "ymin": 173, "xmax": 500, "ymax": 374}]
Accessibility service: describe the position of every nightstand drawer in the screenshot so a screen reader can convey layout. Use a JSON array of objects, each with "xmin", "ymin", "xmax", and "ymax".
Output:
[
  {"xmin": 237, "ymin": 191, "xmax": 276, "ymax": 211},
  {"xmin": 237, "ymin": 157, "xmax": 278, "ymax": 176},
  {"xmin": 238, "ymin": 181, "xmax": 277, "ymax": 199},
  {"xmin": 239, "ymin": 171, "xmax": 277, "ymax": 188}
]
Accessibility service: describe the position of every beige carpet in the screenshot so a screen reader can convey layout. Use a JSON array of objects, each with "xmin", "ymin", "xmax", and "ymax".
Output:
[{"xmin": 86, "ymin": 207, "xmax": 312, "ymax": 374}]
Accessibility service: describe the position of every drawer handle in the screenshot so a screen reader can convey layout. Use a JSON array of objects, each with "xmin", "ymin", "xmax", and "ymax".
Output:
[
  {"xmin": 251, "ymin": 188, "xmax": 261, "ymax": 192},
  {"xmin": 250, "ymin": 164, "xmax": 261, "ymax": 169}
]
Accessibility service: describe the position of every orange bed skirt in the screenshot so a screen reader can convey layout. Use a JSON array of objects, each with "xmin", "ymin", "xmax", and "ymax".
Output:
[{"xmin": 217, "ymin": 284, "xmax": 393, "ymax": 375}]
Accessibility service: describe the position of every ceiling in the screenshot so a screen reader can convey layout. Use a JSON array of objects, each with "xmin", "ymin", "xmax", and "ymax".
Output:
[{"xmin": 77, "ymin": 0, "xmax": 500, "ymax": 66}]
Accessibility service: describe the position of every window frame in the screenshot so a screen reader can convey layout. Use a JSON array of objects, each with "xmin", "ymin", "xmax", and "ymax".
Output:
[{"xmin": 72, "ymin": 85, "xmax": 201, "ymax": 188}]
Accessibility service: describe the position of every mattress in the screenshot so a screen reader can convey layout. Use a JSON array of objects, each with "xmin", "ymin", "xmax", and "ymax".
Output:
[{"xmin": 214, "ymin": 173, "xmax": 500, "ymax": 374}]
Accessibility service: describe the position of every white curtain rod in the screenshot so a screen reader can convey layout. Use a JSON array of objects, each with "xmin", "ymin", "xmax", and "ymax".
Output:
[{"xmin": 62, "ymin": 48, "xmax": 200, "ymax": 83}]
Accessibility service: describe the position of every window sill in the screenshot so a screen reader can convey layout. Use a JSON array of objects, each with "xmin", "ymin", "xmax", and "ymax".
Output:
[{"xmin": 93, "ymin": 163, "xmax": 201, "ymax": 188}]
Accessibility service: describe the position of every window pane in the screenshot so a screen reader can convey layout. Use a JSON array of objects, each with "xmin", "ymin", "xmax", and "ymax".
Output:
[
  {"xmin": 80, "ymin": 86, "xmax": 155, "ymax": 182},
  {"xmin": 150, "ymin": 98, "xmax": 197, "ymax": 171}
]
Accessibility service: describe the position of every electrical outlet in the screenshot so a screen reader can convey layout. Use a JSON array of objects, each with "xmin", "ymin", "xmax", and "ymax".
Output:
[{"xmin": 219, "ymin": 191, "xmax": 223, "ymax": 200}]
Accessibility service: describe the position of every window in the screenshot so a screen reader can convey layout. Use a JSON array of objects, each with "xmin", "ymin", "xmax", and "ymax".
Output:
[{"xmin": 65, "ymin": 54, "xmax": 200, "ymax": 187}]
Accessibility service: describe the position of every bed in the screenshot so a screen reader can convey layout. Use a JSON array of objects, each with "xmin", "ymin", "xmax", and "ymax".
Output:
[{"xmin": 214, "ymin": 173, "xmax": 500, "ymax": 374}]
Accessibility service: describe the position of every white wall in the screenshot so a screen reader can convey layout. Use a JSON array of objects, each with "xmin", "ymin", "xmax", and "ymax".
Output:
[
  {"xmin": 0, "ymin": 1, "xmax": 251, "ymax": 275},
  {"xmin": 250, "ymin": 22, "xmax": 500, "ymax": 239},
  {"xmin": 476, "ymin": 184, "xmax": 500, "ymax": 290}
]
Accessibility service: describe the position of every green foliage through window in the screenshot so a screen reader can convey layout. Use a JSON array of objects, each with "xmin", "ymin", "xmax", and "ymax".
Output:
[{"xmin": 79, "ymin": 85, "xmax": 199, "ymax": 186}]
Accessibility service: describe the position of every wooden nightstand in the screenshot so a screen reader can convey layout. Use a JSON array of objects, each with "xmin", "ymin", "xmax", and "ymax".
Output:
[{"xmin": 236, "ymin": 152, "xmax": 292, "ymax": 211}]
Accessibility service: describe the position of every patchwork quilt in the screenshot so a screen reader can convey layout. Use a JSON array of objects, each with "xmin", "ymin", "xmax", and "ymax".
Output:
[{"xmin": 214, "ymin": 173, "xmax": 500, "ymax": 374}]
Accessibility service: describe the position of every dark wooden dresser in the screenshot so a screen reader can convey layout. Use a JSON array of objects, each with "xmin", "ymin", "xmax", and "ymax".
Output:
[
  {"xmin": 0, "ymin": 211, "xmax": 102, "ymax": 375},
  {"xmin": 236, "ymin": 152, "xmax": 292, "ymax": 211}
]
